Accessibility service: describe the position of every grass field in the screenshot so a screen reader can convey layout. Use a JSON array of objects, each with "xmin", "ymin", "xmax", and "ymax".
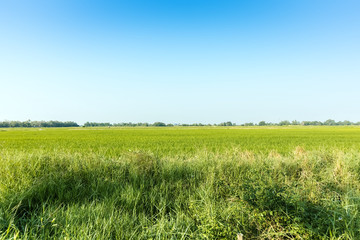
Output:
[{"xmin": 1, "ymin": 126, "xmax": 360, "ymax": 239}]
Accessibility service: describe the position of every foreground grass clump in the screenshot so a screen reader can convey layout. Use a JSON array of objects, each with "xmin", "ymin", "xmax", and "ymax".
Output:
[{"xmin": 1, "ymin": 147, "xmax": 360, "ymax": 239}]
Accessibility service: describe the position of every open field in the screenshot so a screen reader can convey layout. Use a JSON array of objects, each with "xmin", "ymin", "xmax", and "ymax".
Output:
[{"xmin": 1, "ymin": 126, "xmax": 360, "ymax": 239}]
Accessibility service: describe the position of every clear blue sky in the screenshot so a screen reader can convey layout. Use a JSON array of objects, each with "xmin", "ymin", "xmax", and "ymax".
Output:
[{"xmin": 1, "ymin": 0, "xmax": 359, "ymax": 124}]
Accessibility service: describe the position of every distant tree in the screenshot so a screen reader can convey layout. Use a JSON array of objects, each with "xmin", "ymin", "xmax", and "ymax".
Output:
[
  {"xmin": 291, "ymin": 120, "xmax": 300, "ymax": 125},
  {"xmin": 218, "ymin": 121, "xmax": 234, "ymax": 126},
  {"xmin": 338, "ymin": 120, "xmax": 352, "ymax": 126},
  {"xmin": 0, "ymin": 121, "xmax": 10, "ymax": 127},
  {"xmin": 226, "ymin": 121, "xmax": 233, "ymax": 126},
  {"xmin": 83, "ymin": 122, "xmax": 110, "ymax": 127},
  {"xmin": 23, "ymin": 120, "xmax": 32, "ymax": 127},
  {"xmin": 324, "ymin": 119, "xmax": 336, "ymax": 126},
  {"xmin": 244, "ymin": 122, "xmax": 254, "ymax": 126},
  {"xmin": 301, "ymin": 121, "xmax": 322, "ymax": 126},
  {"xmin": 10, "ymin": 121, "xmax": 21, "ymax": 127},
  {"xmin": 279, "ymin": 120, "xmax": 291, "ymax": 126},
  {"xmin": 153, "ymin": 122, "xmax": 166, "ymax": 127},
  {"xmin": 258, "ymin": 121, "xmax": 266, "ymax": 126}
]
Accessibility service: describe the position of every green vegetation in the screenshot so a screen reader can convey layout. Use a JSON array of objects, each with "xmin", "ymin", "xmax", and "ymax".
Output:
[
  {"xmin": 1, "ymin": 126, "xmax": 360, "ymax": 239},
  {"xmin": 0, "ymin": 120, "xmax": 78, "ymax": 128},
  {"xmin": 2, "ymin": 119, "xmax": 359, "ymax": 128},
  {"xmin": 83, "ymin": 119, "xmax": 360, "ymax": 127}
]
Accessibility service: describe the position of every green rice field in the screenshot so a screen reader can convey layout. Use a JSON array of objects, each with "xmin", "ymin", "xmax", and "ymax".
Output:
[{"xmin": 1, "ymin": 126, "xmax": 360, "ymax": 239}]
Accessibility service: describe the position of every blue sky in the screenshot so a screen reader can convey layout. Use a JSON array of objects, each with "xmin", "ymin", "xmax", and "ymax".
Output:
[{"xmin": 1, "ymin": 0, "xmax": 359, "ymax": 124}]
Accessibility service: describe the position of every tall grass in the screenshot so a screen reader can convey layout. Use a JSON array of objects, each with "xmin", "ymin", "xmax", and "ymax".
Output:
[{"xmin": 1, "ymin": 146, "xmax": 360, "ymax": 239}]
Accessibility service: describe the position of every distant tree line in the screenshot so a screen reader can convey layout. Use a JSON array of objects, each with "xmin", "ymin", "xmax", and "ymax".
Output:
[
  {"xmin": 83, "ymin": 122, "xmax": 234, "ymax": 127},
  {"xmin": 254, "ymin": 119, "xmax": 360, "ymax": 126},
  {"xmin": 216, "ymin": 121, "xmax": 235, "ymax": 126},
  {"xmin": 1, "ymin": 119, "xmax": 360, "ymax": 128},
  {"xmin": 83, "ymin": 122, "xmax": 168, "ymax": 127},
  {"xmin": 0, "ymin": 120, "xmax": 79, "ymax": 128}
]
